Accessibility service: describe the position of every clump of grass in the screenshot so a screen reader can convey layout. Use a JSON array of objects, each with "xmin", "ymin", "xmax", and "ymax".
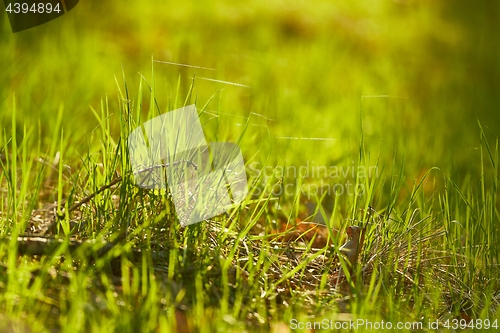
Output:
[{"xmin": 0, "ymin": 65, "xmax": 499, "ymax": 332}]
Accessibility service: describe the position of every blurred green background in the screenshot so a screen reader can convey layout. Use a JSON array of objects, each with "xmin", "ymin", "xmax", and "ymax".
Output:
[
  {"xmin": 0, "ymin": 2, "xmax": 499, "ymax": 330},
  {"xmin": 1, "ymin": 0, "xmax": 499, "ymax": 177}
]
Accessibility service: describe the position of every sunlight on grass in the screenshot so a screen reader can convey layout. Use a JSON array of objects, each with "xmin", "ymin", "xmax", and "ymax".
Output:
[{"xmin": 1, "ymin": 0, "xmax": 499, "ymax": 332}]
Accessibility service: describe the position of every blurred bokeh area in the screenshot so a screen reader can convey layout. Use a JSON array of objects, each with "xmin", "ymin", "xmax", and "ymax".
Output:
[{"xmin": 1, "ymin": 0, "xmax": 499, "ymax": 174}]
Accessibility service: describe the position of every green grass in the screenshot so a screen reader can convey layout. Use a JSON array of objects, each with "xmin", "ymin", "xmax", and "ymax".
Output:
[{"xmin": 1, "ymin": 1, "xmax": 500, "ymax": 332}]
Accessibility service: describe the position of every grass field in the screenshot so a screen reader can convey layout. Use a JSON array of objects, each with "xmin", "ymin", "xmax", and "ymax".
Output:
[{"xmin": 1, "ymin": 1, "xmax": 500, "ymax": 332}]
